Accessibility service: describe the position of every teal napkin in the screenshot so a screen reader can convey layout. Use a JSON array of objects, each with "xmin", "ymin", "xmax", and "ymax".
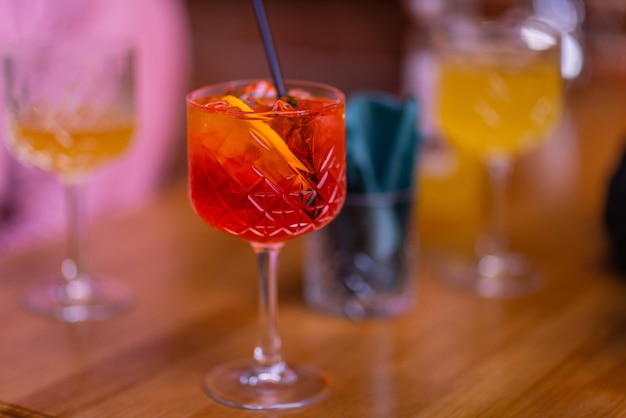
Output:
[
  {"xmin": 304, "ymin": 91, "xmax": 422, "ymax": 317},
  {"xmin": 345, "ymin": 91, "xmax": 421, "ymax": 194}
]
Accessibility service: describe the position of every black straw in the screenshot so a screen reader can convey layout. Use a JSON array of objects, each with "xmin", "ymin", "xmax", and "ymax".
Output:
[{"xmin": 252, "ymin": 0, "xmax": 287, "ymax": 98}]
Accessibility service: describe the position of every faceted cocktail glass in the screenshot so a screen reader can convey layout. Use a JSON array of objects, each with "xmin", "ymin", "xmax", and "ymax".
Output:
[{"xmin": 186, "ymin": 79, "xmax": 346, "ymax": 410}]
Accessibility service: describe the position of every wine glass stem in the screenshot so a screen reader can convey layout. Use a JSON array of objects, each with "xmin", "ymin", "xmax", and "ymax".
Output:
[
  {"xmin": 252, "ymin": 243, "xmax": 286, "ymax": 373},
  {"xmin": 485, "ymin": 156, "xmax": 512, "ymax": 258},
  {"xmin": 62, "ymin": 181, "xmax": 92, "ymax": 298}
]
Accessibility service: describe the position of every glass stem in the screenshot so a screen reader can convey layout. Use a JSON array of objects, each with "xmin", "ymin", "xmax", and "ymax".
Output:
[
  {"xmin": 484, "ymin": 156, "xmax": 513, "ymax": 258},
  {"xmin": 62, "ymin": 181, "xmax": 92, "ymax": 300},
  {"xmin": 251, "ymin": 243, "xmax": 286, "ymax": 375}
]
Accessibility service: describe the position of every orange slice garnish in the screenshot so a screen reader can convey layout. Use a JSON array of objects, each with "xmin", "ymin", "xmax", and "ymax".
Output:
[{"xmin": 221, "ymin": 95, "xmax": 309, "ymax": 173}]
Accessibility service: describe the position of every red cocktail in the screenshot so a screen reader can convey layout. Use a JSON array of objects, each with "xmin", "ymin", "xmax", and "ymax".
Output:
[
  {"xmin": 186, "ymin": 79, "xmax": 345, "ymax": 410},
  {"xmin": 188, "ymin": 80, "xmax": 345, "ymax": 243}
]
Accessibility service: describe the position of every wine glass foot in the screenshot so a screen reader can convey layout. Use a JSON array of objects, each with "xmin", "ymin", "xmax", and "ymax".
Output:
[
  {"xmin": 24, "ymin": 277, "xmax": 133, "ymax": 322},
  {"xmin": 204, "ymin": 359, "xmax": 331, "ymax": 410},
  {"xmin": 430, "ymin": 250, "xmax": 543, "ymax": 298}
]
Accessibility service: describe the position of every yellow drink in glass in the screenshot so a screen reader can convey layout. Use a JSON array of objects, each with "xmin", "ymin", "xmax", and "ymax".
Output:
[
  {"xmin": 3, "ymin": 43, "xmax": 136, "ymax": 321},
  {"xmin": 433, "ymin": 18, "xmax": 563, "ymax": 298},
  {"xmin": 438, "ymin": 50, "xmax": 562, "ymax": 160},
  {"xmin": 8, "ymin": 119, "xmax": 133, "ymax": 179}
]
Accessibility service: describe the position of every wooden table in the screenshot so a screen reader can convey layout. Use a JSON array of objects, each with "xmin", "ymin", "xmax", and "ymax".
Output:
[{"xmin": 2, "ymin": 75, "xmax": 626, "ymax": 417}]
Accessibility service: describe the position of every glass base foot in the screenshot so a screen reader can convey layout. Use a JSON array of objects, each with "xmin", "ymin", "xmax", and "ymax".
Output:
[
  {"xmin": 24, "ymin": 277, "xmax": 133, "ymax": 322},
  {"xmin": 204, "ymin": 359, "xmax": 330, "ymax": 410},
  {"xmin": 429, "ymin": 250, "xmax": 543, "ymax": 298}
]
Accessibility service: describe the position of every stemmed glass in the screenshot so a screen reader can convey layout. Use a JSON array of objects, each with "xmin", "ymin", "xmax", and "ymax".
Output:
[
  {"xmin": 434, "ymin": 17, "xmax": 563, "ymax": 298},
  {"xmin": 3, "ymin": 43, "xmax": 136, "ymax": 321},
  {"xmin": 187, "ymin": 79, "xmax": 346, "ymax": 410}
]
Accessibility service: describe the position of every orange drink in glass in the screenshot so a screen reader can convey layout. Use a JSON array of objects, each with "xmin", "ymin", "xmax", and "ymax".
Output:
[{"xmin": 3, "ymin": 43, "xmax": 135, "ymax": 321}]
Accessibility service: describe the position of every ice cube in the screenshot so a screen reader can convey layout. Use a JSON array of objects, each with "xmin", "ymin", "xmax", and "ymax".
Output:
[
  {"xmin": 240, "ymin": 80, "xmax": 277, "ymax": 102},
  {"xmin": 286, "ymin": 88, "xmax": 312, "ymax": 100}
]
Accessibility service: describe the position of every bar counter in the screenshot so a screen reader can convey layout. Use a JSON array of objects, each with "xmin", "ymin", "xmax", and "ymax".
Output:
[{"xmin": 2, "ymin": 75, "xmax": 626, "ymax": 417}]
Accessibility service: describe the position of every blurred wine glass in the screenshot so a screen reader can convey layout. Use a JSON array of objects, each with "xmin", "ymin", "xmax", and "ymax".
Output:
[
  {"xmin": 433, "ymin": 16, "xmax": 564, "ymax": 298},
  {"xmin": 3, "ymin": 42, "xmax": 136, "ymax": 321}
]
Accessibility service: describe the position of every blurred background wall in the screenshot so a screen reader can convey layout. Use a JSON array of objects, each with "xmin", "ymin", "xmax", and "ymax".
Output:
[{"xmin": 184, "ymin": 0, "xmax": 411, "ymax": 96}]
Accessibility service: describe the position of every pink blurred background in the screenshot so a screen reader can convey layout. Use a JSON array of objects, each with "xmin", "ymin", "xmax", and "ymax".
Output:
[{"xmin": 0, "ymin": 0, "xmax": 192, "ymax": 251}]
